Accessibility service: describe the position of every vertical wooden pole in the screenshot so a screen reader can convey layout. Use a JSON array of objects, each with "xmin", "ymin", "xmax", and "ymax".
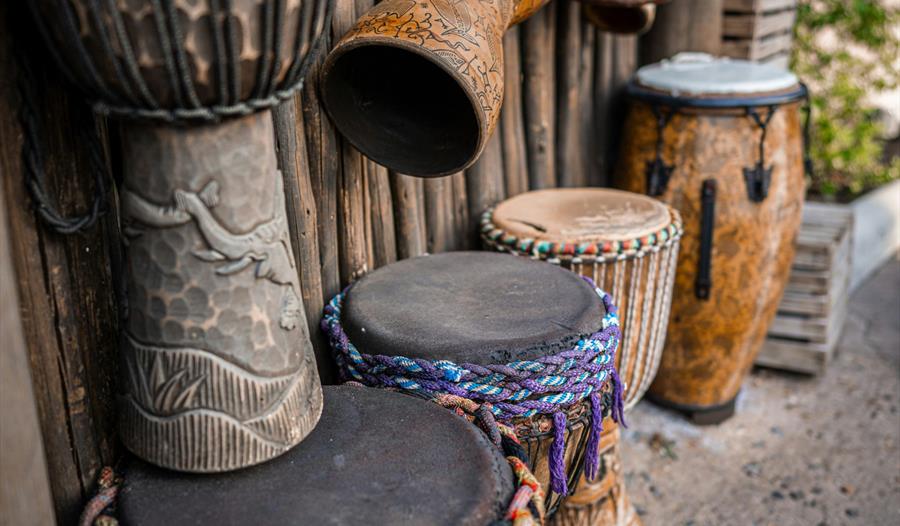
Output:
[
  {"xmin": 366, "ymin": 160, "xmax": 397, "ymax": 268},
  {"xmin": 640, "ymin": 0, "xmax": 724, "ymax": 65},
  {"xmin": 521, "ymin": 7, "xmax": 557, "ymax": 190},
  {"xmin": 334, "ymin": 0, "xmax": 369, "ymax": 285},
  {"xmin": 500, "ymin": 27, "xmax": 529, "ymax": 198},
  {"xmin": 272, "ymin": 98, "xmax": 334, "ymax": 383},
  {"xmin": 449, "ymin": 172, "xmax": 470, "ymax": 250},
  {"xmin": 0, "ymin": 145, "xmax": 56, "ymax": 526},
  {"xmin": 390, "ymin": 173, "xmax": 427, "ymax": 259},
  {"xmin": 301, "ymin": 64, "xmax": 341, "ymax": 302},
  {"xmin": 592, "ymin": 32, "xmax": 616, "ymax": 186},
  {"xmin": 578, "ymin": 21, "xmax": 597, "ymax": 186},
  {"xmin": 424, "ymin": 177, "xmax": 454, "ymax": 253},
  {"xmin": 465, "ymin": 132, "xmax": 505, "ymax": 247},
  {"xmin": 556, "ymin": 0, "xmax": 587, "ymax": 188},
  {"xmin": 0, "ymin": 5, "xmax": 120, "ymax": 520}
]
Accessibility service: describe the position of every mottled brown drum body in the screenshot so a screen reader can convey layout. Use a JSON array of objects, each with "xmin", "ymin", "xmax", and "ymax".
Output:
[{"xmin": 616, "ymin": 96, "xmax": 806, "ymax": 416}]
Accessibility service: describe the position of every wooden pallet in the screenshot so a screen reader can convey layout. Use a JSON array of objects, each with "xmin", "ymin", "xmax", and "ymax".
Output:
[
  {"xmin": 755, "ymin": 203, "xmax": 854, "ymax": 374},
  {"xmin": 722, "ymin": 0, "xmax": 796, "ymax": 63}
]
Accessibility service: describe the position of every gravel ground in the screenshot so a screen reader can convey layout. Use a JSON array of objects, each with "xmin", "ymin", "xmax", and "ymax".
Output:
[{"xmin": 620, "ymin": 255, "xmax": 900, "ymax": 526}]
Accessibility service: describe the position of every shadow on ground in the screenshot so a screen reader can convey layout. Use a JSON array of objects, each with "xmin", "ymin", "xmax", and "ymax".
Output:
[{"xmin": 621, "ymin": 255, "xmax": 900, "ymax": 526}]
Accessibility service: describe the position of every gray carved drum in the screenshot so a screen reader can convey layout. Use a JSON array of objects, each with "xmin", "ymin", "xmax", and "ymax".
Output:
[{"xmin": 27, "ymin": 0, "xmax": 332, "ymax": 472}]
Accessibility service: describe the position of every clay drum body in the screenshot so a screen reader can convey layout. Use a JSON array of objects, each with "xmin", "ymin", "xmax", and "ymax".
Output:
[
  {"xmin": 615, "ymin": 54, "xmax": 807, "ymax": 423},
  {"xmin": 481, "ymin": 188, "xmax": 683, "ymax": 526},
  {"xmin": 27, "ymin": 0, "xmax": 331, "ymax": 470},
  {"xmin": 118, "ymin": 386, "xmax": 514, "ymax": 525},
  {"xmin": 335, "ymin": 252, "xmax": 617, "ymax": 516}
]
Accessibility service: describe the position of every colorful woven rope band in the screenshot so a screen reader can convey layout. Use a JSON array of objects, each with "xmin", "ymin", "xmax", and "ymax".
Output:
[
  {"xmin": 322, "ymin": 276, "xmax": 625, "ymax": 496},
  {"xmin": 480, "ymin": 207, "xmax": 683, "ymax": 261}
]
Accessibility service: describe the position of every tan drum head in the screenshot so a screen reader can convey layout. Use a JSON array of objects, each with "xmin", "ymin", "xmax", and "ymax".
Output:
[{"xmin": 492, "ymin": 188, "xmax": 671, "ymax": 244}]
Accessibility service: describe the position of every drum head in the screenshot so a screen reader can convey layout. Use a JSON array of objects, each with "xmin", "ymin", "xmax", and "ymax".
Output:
[
  {"xmin": 491, "ymin": 188, "xmax": 672, "ymax": 244},
  {"xmin": 118, "ymin": 386, "xmax": 513, "ymax": 526},
  {"xmin": 635, "ymin": 52, "xmax": 799, "ymax": 96},
  {"xmin": 341, "ymin": 251, "xmax": 606, "ymax": 365}
]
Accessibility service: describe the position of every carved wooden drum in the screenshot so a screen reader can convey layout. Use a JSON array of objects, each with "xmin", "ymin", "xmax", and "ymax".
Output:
[
  {"xmin": 118, "ymin": 385, "xmax": 515, "ymax": 525},
  {"xmin": 615, "ymin": 53, "xmax": 807, "ymax": 423},
  {"xmin": 480, "ymin": 188, "xmax": 682, "ymax": 525},
  {"xmin": 322, "ymin": 252, "xmax": 625, "ymax": 516},
  {"xmin": 28, "ymin": 0, "xmax": 333, "ymax": 471}
]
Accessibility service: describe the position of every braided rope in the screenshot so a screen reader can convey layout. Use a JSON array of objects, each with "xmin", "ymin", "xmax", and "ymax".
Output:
[{"xmin": 322, "ymin": 276, "xmax": 625, "ymax": 497}]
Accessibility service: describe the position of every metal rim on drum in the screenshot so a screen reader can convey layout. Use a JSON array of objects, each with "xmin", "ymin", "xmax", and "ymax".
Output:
[{"xmin": 480, "ymin": 194, "xmax": 683, "ymax": 411}]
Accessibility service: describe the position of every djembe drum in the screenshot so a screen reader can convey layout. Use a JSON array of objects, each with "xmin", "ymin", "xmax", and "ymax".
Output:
[
  {"xmin": 322, "ymin": 252, "xmax": 625, "ymax": 517},
  {"xmin": 615, "ymin": 53, "xmax": 807, "ymax": 423},
  {"xmin": 118, "ymin": 385, "xmax": 520, "ymax": 525},
  {"xmin": 481, "ymin": 188, "xmax": 683, "ymax": 525},
  {"xmin": 27, "ymin": 0, "xmax": 332, "ymax": 471}
]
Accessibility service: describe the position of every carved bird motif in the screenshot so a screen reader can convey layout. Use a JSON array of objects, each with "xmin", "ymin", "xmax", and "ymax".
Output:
[{"xmin": 432, "ymin": 0, "xmax": 478, "ymax": 44}]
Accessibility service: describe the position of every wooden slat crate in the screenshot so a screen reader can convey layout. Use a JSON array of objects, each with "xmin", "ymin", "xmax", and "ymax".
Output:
[
  {"xmin": 755, "ymin": 203, "xmax": 854, "ymax": 374},
  {"xmin": 722, "ymin": 0, "xmax": 796, "ymax": 63}
]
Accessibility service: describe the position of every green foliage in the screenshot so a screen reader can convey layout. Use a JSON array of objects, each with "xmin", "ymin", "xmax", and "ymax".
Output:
[{"xmin": 791, "ymin": 0, "xmax": 900, "ymax": 198}]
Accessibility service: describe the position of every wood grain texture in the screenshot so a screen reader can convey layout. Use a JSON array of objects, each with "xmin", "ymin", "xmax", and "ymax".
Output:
[
  {"xmin": 521, "ymin": 7, "xmax": 557, "ymax": 189},
  {"xmin": 390, "ymin": 172, "xmax": 428, "ymax": 259},
  {"xmin": 500, "ymin": 27, "xmax": 529, "ymax": 198},
  {"xmin": 273, "ymin": 99, "xmax": 334, "ymax": 384},
  {"xmin": 0, "ymin": 5, "xmax": 120, "ymax": 519},
  {"xmin": 465, "ymin": 132, "xmax": 506, "ymax": 248},
  {"xmin": 556, "ymin": 0, "xmax": 587, "ymax": 188},
  {"xmin": 615, "ymin": 100, "xmax": 806, "ymax": 408},
  {"xmin": 0, "ymin": 125, "xmax": 56, "ymax": 526},
  {"xmin": 640, "ymin": 0, "xmax": 724, "ymax": 65}
]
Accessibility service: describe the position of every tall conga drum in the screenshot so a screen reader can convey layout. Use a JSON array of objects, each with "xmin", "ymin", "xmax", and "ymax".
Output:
[
  {"xmin": 615, "ymin": 53, "xmax": 807, "ymax": 423},
  {"xmin": 322, "ymin": 252, "xmax": 625, "ymax": 517},
  {"xmin": 481, "ymin": 188, "xmax": 682, "ymax": 525},
  {"xmin": 27, "ymin": 0, "xmax": 333, "ymax": 471},
  {"xmin": 118, "ymin": 386, "xmax": 520, "ymax": 525}
]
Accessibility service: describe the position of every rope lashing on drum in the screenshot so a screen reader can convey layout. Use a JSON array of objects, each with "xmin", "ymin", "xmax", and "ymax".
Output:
[
  {"xmin": 322, "ymin": 277, "xmax": 624, "ymax": 496},
  {"xmin": 25, "ymin": 0, "xmax": 333, "ymax": 123},
  {"xmin": 78, "ymin": 466, "xmax": 120, "ymax": 526},
  {"xmin": 433, "ymin": 394, "xmax": 546, "ymax": 526}
]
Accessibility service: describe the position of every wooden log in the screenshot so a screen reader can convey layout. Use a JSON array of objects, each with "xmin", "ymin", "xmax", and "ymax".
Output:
[
  {"xmin": 334, "ymin": 0, "xmax": 369, "ymax": 285},
  {"xmin": 424, "ymin": 176, "xmax": 455, "ymax": 253},
  {"xmin": 591, "ymin": 32, "xmax": 616, "ymax": 186},
  {"xmin": 521, "ymin": 7, "xmax": 557, "ymax": 189},
  {"xmin": 390, "ymin": 172, "xmax": 427, "ymax": 259},
  {"xmin": 500, "ymin": 27, "xmax": 529, "ymax": 198},
  {"xmin": 640, "ymin": 0, "xmax": 724, "ymax": 65},
  {"xmin": 578, "ymin": 22, "xmax": 597, "ymax": 187},
  {"xmin": 449, "ymin": 171, "xmax": 471, "ymax": 250},
  {"xmin": 0, "ymin": 6, "xmax": 120, "ymax": 520},
  {"xmin": 366, "ymin": 160, "xmax": 397, "ymax": 268},
  {"xmin": 465, "ymin": 132, "xmax": 505, "ymax": 246},
  {"xmin": 0, "ymin": 142, "xmax": 56, "ymax": 526},
  {"xmin": 555, "ymin": 0, "xmax": 587, "ymax": 187},
  {"xmin": 272, "ymin": 98, "xmax": 334, "ymax": 384},
  {"xmin": 301, "ymin": 59, "xmax": 341, "ymax": 302}
]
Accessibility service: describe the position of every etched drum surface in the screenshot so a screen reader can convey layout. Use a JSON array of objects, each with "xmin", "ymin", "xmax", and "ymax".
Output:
[
  {"xmin": 483, "ymin": 188, "xmax": 682, "ymax": 410},
  {"xmin": 615, "ymin": 55, "xmax": 806, "ymax": 416},
  {"xmin": 118, "ymin": 386, "xmax": 514, "ymax": 525},
  {"xmin": 118, "ymin": 111, "xmax": 322, "ymax": 472}
]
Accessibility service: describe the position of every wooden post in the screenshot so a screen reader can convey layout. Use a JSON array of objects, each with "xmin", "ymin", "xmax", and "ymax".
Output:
[
  {"xmin": 390, "ymin": 173, "xmax": 427, "ymax": 259},
  {"xmin": 640, "ymin": 0, "xmax": 724, "ymax": 64},
  {"xmin": 500, "ymin": 27, "xmax": 529, "ymax": 198},
  {"xmin": 521, "ymin": 7, "xmax": 557, "ymax": 189},
  {"xmin": 366, "ymin": 160, "xmax": 397, "ymax": 268},
  {"xmin": 272, "ymin": 98, "xmax": 334, "ymax": 384},
  {"xmin": 0, "ymin": 4, "xmax": 120, "ymax": 520},
  {"xmin": 556, "ymin": 0, "xmax": 587, "ymax": 188},
  {"xmin": 465, "ymin": 132, "xmax": 505, "ymax": 247}
]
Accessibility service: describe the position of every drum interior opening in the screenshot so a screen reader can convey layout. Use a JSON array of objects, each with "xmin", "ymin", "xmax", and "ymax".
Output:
[{"xmin": 323, "ymin": 45, "xmax": 481, "ymax": 177}]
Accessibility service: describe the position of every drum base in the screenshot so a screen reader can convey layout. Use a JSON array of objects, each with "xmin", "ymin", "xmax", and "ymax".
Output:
[{"xmin": 646, "ymin": 393, "xmax": 737, "ymax": 425}]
